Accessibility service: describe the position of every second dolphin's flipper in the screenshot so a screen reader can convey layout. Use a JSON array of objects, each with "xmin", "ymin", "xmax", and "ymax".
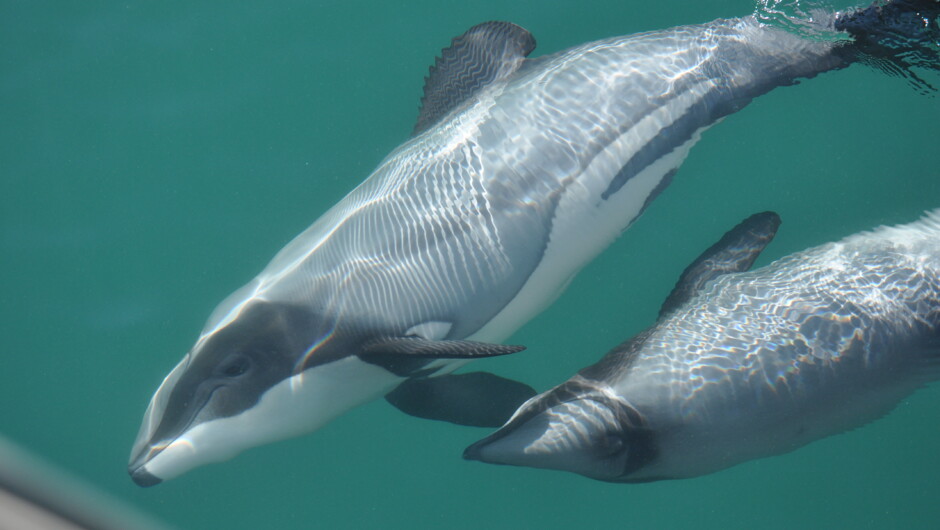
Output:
[
  {"xmin": 659, "ymin": 212, "xmax": 781, "ymax": 318},
  {"xmin": 386, "ymin": 372, "xmax": 537, "ymax": 427}
]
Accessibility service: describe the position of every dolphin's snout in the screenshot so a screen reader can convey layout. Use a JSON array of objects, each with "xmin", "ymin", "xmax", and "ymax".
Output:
[
  {"xmin": 129, "ymin": 465, "xmax": 162, "ymax": 488},
  {"xmin": 465, "ymin": 398, "xmax": 631, "ymax": 480},
  {"xmin": 462, "ymin": 412, "xmax": 549, "ymax": 466},
  {"xmin": 128, "ymin": 444, "xmax": 163, "ymax": 488}
]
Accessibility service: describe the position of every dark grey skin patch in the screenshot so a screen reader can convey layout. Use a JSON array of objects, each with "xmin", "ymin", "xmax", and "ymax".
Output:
[
  {"xmin": 637, "ymin": 167, "xmax": 677, "ymax": 218},
  {"xmin": 144, "ymin": 303, "xmax": 318, "ymax": 450},
  {"xmin": 600, "ymin": 89, "xmax": 754, "ymax": 201}
]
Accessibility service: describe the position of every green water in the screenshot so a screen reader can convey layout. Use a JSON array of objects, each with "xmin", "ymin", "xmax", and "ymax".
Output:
[{"xmin": 2, "ymin": 0, "xmax": 939, "ymax": 528}]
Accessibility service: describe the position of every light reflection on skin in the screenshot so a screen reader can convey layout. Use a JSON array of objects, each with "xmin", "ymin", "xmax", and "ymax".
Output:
[
  {"xmin": 140, "ymin": 437, "xmax": 194, "ymax": 464},
  {"xmin": 293, "ymin": 326, "xmax": 338, "ymax": 389},
  {"xmin": 650, "ymin": 304, "xmax": 871, "ymax": 424},
  {"xmin": 161, "ymin": 438, "xmax": 196, "ymax": 457}
]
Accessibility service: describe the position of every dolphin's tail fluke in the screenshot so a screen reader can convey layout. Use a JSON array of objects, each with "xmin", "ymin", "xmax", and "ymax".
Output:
[{"xmin": 834, "ymin": 0, "xmax": 940, "ymax": 91}]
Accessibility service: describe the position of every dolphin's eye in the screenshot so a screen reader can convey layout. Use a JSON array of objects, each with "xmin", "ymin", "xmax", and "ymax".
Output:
[
  {"xmin": 601, "ymin": 434, "xmax": 625, "ymax": 456},
  {"xmin": 219, "ymin": 356, "xmax": 251, "ymax": 378}
]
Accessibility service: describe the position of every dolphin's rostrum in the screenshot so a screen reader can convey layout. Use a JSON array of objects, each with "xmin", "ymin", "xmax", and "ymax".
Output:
[{"xmin": 130, "ymin": 0, "xmax": 940, "ymax": 485}]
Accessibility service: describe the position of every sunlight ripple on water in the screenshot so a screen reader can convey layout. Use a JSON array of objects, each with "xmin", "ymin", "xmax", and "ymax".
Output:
[{"xmin": 757, "ymin": 0, "xmax": 940, "ymax": 92}]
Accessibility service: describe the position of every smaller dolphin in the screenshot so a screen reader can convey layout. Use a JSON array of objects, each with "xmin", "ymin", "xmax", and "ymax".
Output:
[{"xmin": 466, "ymin": 210, "xmax": 940, "ymax": 482}]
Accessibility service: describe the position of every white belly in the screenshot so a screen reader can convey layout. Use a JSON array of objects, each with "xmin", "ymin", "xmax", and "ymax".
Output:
[{"xmin": 470, "ymin": 131, "xmax": 706, "ymax": 344}]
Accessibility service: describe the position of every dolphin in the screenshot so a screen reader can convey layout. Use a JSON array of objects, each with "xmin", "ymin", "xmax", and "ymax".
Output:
[
  {"xmin": 129, "ymin": 0, "xmax": 940, "ymax": 486},
  {"xmin": 466, "ymin": 209, "xmax": 940, "ymax": 481}
]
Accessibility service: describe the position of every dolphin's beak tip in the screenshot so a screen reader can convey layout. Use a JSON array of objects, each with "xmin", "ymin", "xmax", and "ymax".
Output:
[
  {"xmin": 129, "ymin": 466, "xmax": 162, "ymax": 488},
  {"xmin": 463, "ymin": 433, "xmax": 504, "ymax": 463},
  {"xmin": 462, "ymin": 443, "xmax": 482, "ymax": 461}
]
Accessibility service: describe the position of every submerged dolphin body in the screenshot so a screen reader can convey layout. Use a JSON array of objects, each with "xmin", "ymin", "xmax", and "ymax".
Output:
[
  {"xmin": 466, "ymin": 210, "xmax": 940, "ymax": 481},
  {"xmin": 129, "ymin": 1, "xmax": 940, "ymax": 485}
]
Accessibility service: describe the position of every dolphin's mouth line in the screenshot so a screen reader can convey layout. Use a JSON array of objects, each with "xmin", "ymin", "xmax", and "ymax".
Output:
[
  {"xmin": 130, "ymin": 383, "xmax": 226, "ymax": 475},
  {"xmin": 129, "ymin": 438, "xmax": 169, "ymax": 476}
]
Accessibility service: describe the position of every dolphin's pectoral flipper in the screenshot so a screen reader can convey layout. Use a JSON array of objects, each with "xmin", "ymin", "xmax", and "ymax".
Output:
[
  {"xmin": 659, "ymin": 211, "xmax": 781, "ymax": 317},
  {"xmin": 362, "ymin": 337, "xmax": 526, "ymax": 358},
  {"xmin": 385, "ymin": 372, "xmax": 537, "ymax": 427},
  {"xmin": 359, "ymin": 337, "xmax": 526, "ymax": 376},
  {"xmin": 413, "ymin": 21, "xmax": 536, "ymax": 135}
]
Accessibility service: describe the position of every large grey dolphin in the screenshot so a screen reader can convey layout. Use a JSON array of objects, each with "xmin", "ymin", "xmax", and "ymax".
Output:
[
  {"xmin": 466, "ymin": 209, "xmax": 940, "ymax": 481},
  {"xmin": 129, "ymin": 0, "xmax": 940, "ymax": 486}
]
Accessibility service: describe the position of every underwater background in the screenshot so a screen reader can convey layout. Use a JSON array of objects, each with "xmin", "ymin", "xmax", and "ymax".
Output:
[{"xmin": 2, "ymin": 0, "xmax": 939, "ymax": 528}]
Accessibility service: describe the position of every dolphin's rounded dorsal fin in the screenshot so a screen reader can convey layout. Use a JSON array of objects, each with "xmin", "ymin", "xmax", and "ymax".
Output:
[
  {"xmin": 658, "ymin": 211, "xmax": 782, "ymax": 318},
  {"xmin": 413, "ymin": 21, "xmax": 536, "ymax": 136}
]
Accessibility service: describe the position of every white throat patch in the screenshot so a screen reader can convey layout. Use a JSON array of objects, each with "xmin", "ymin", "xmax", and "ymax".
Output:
[{"xmin": 140, "ymin": 356, "xmax": 404, "ymax": 481}]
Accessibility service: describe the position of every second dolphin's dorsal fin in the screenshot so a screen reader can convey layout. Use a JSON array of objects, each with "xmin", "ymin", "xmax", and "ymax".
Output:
[
  {"xmin": 413, "ymin": 21, "xmax": 536, "ymax": 136},
  {"xmin": 658, "ymin": 212, "xmax": 782, "ymax": 318}
]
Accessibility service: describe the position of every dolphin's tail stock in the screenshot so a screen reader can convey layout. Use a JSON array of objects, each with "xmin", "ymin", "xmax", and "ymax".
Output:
[{"xmin": 834, "ymin": 0, "xmax": 940, "ymax": 91}]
